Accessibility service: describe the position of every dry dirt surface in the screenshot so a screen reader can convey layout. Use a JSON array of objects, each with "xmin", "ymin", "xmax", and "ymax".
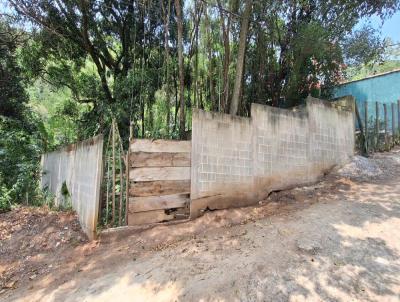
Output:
[
  {"xmin": 0, "ymin": 206, "xmax": 89, "ymax": 293},
  {"xmin": 2, "ymin": 148, "xmax": 400, "ymax": 302}
]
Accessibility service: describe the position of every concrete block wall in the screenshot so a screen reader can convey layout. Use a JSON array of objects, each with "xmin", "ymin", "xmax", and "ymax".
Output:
[
  {"xmin": 252, "ymin": 103, "xmax": 311, "ymax": 194},
  {"xmin": 40, "ymin": 135, "xmax": 103, "ymax": 239},
  {"xmin": 190, "ymin": 110, "xmax": 253, "ymax": 198},
  {"xmin": 190, "ymin": 97, "xmax": 354, "ymax": 217}
]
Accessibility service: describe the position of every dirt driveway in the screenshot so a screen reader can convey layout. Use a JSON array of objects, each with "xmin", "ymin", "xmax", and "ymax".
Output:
[{"xmin": 2, "ymin": 149, "xmax": 400, "ymax": 301}]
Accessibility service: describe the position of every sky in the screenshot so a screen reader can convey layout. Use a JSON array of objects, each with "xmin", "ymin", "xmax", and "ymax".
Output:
[{"xmin": 358, "ymin": 11, "xmax": 400, "ymax": 43}]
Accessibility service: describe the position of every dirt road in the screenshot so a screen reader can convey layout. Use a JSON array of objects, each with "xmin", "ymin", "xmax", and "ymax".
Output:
[{"xmin": 2, "ymin": 149, "xmax": 400, "ymax": 301}]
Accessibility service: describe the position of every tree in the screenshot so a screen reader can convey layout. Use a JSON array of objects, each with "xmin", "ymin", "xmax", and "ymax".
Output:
[
  {"xmin": 162, "ymin": 0, "xmax": 172, "ymax": 136},
  {"xmin": 216, "ymin": 0, "xmax": 233, "ymax": 113},
  {"xmin": 0, "ymin": 20, "xmax": 28, "ymax": 119},
  {"xmin": 344, "ymin": 39, "xmax": 400, "ymax": 81},
  {"xmin": 174, "ymin": 0, "xmax": 185, "ymax": 139},
  {"xmin": 246, "ymin": 0, "xmax": 399, "ymax": 107},
  {"xmin": 343, "ymin": 25, "xmax": 385, "ymax": 67},
  {"xmin": 7, "ymin": 0, "xmax": 400, "ymax": 139},
  {"xmin": 0, "ymin": 18, "xmax": 46, "ymax": 210},
  {"xmin": 204, "ymin": 7, "xmax": 217, "ymax": 111},
  {"xmin": 230, "ymin": 0, "xmax": 252, "ymax": 115},
  {"xmin": 10, "ymin": 0, "xmax": 174, "ymax": 137}
]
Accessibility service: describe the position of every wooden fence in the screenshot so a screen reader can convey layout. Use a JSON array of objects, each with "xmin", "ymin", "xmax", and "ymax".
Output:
[
  {"xmin": 355, "ymin": 100, "xmax": 400, "ymax": 155},
  {"xmin": 127, "ymin": 139, "xmax": 191, "ymax": 225}
]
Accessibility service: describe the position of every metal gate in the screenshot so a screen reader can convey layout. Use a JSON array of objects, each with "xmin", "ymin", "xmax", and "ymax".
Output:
[{"xmin": 127, "ymin": 139, "xmax": 191, "ymax": 225}]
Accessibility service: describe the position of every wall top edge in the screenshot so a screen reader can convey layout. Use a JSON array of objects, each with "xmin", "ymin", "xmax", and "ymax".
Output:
[
  {"xmin": 194, "ymin": 95, "xmax": 354, "ymax": 122},
  {"xmin": 193, "ymin": 108, "xmax": 253, "ymax": 123},
  {"xmin": 42, "ymin": 134, "xmax": 104, "ymax": 156}
]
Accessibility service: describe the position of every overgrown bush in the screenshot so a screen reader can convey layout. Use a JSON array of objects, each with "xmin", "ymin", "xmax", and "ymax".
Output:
[
  {"xmin": 1, "ymin": 19, "xmax": 47, "ymax": 210},
  {"xmin": 0, "ymin": 116, "xmax": 45, "ymax": 208},
  {"xmin": 0, "ymin": 175, "xmax": 12, "ymax": 213}
]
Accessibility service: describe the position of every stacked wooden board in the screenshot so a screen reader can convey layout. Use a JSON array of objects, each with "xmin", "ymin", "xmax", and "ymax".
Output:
[{"xmin": 128, "ymin": 139, "xmax": 191, "ymax": 225}]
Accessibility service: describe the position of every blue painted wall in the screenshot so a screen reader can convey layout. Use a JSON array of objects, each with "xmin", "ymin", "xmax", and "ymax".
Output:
[{"xmin": 334, "ymin": 70, "xmax": 400, "ymax": 130}]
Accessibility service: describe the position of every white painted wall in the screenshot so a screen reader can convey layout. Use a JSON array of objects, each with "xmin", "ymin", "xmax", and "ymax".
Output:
[{"xmin": 41, "ymin": 135, "xmax": 103, "ymax": 239}]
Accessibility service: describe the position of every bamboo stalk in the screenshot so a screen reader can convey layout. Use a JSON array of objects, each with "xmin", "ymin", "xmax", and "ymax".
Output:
[
  {"xmin": 384, "ymin": 104, "xmax": 388, "ymax": 148},
  {"xmin": 125, "ymin": 151, "xmax": 129, "ymax": 225},
  {"xmin": 375, "ymin": 101, "xmax": 379, "ymax": 150},
  {"xmin": 355, "ymin": 102, "xmax": 367, "ymax": 155},
  {"xmin": 105, "ymin": 129, "xmax": 112, "ymax": 225},
  {"xmin": 397, "ymin": 100, "xmax": 400, "ymax": 133},
  {"xmin": 118, "ymin": 136, "xmax": 123, "ymax": 226},
  {"xmin": 364, "ymin": 101, "xmax": 368, "ymax": 153},
  {"xmin": 112, "ymin": 120, "xmax": 116, "ymax": 225},
  {"xmin": 392, "ymin": 102, "xmax": 396, "ymax": 145},
  {"xmin": 126, "ymin": 121, "xmax": 133, "ymax": 225},
  {"xmin": 118, "ymin": 153, "xmax": 123, "ymax": 226},
  {"xmin": 114, "ymin": 122, "xmax": 126, "ymax": 226}
]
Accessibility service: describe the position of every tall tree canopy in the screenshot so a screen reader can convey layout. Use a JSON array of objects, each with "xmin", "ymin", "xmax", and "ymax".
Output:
[
  {"xmin": 1, "ymin": 0, "xmax": 398, "ymax": 210},
  {"xmin": 0, "ymin": 18, "xmax": 46, "ymax": 210},
  {"xmin": 6, "ymin": 0, "xmax": 400, "ymax": 139}
]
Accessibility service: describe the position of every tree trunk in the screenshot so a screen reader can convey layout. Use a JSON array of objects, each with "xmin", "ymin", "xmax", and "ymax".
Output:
[
  {"xmin": 162, "ymin": 0, "xmax": 171, "ymax": 137},
  {"xmin": 230, "ymin": 0, "xmax": 252, "ymax": 115},
  {"xmin": 217, "ymin": 0, "xmax": 231, "ymax": 113},
  {"xmin": 205, "ymin": 8, "xmax": 217, "ymax": 111},
  {"xmin": 175, "ymin": 0, "xmax": 186, "ymax": 139},
  {"xmin": 194, "ymin": 7, "xmax": 200, "ymax": 109},
  {"xmin": 173, "ymin": 64, "xmax": 179, "ymax": 134}
]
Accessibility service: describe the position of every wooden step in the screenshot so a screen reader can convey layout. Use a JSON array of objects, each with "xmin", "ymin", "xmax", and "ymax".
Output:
[
  {"xmin": 130, "ymin": 139, "xmax": 191, "ymax": 153},
  {"xmin": 128, "ymin": 210, "xmax": 175, "ymax": 225},
  {"xmin": 130, "ymin": 151, "xmax": 190, "ymax": 168},
  {"xmin": 130, "ymin": 167, "xmax": 190, "ymax": 181},
  {"xmin": 129, "ymin": 193, "xmax": 190, "ymax": 212},
  {"xmin": 129, "ymin": 180, "xmax": 190, "ymax": 197}
]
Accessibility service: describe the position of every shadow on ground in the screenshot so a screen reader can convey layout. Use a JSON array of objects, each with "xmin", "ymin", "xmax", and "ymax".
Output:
[{"xmin": 3, "ymin": 149, "xmax": 400, "ymax": 301}]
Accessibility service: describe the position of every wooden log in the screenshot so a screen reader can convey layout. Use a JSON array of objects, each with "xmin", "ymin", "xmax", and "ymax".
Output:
[
  {"xmin": 125, "ymin": 151, "xmax": 129, "ymax": 225},
  {"xmin": 105, "ymin": 130, "xmax": 112, "ymax": 224},
  {"xmin": 128, "ymin": 210, "xmax": 175, "ymax": 225},
  {"xmin": 130, "ymin": 139, "xmax": 191, "ymax": 153},
  {"xmin": 375, "ymin": 101, "xmax": 379, "ymax": 150},
  {"xmin": 354, "ymin": 102, "xmax": 367, "ymax": 155},
  {"xmin": 364, "ymin": 101, "xmax": 368, "ymax": 133},
  {"xmin": 130, "ymin": 166, "xmax": 190, "ymax": 181},
  {"xmin": 127, "ymin": 135, "xmax": 133, "ymax": 225},
  {"xmin": 130, "ymin": 152, "xmax": 190, "ymax": 167},
  {"xmin": 112, "ymin": 121, "xmax": 116, "ymax": 225},
  {"xmin": 118, "ymin": 146, "xmax": 123, "ymax": 226},
  {"xmin": 364, "ymin": 101, "xmax": 368, "ymax": 153},
  {"xmin": 129, "ymin": 193, "xmax": 189, "ymax": 212},
  {"xmin": 129, "ymin": 180, "xmax": 190, "ymax": 197},
  {"xmin": 392, "ymin": 102, "xmax": 396, "ymax": 142},
  {"xmin": 398, "ymin": 100, "xmax": 400, "ymax": 132},
  {"xmin": 384, "ymin": 104, "xmax": 388, "ymax": 146}
]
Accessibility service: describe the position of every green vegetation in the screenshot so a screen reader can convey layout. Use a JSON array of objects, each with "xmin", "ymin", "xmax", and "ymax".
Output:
[
  {"xmin": 1, "ymin": 0, "xmax": 399, "ymax": 211},
  {"xmin": 345, "ymin": 41, "xmax": 400, "ymax": 81}
]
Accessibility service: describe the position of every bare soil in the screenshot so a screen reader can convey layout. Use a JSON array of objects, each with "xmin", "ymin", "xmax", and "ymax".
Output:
[{"xmin": 2, "ymin": 148, "xmax": 400, "ymax": 301}]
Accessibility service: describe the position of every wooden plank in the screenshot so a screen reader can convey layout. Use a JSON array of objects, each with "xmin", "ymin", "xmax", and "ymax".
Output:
[
  {"xmin": 364, "ymin": 101, "xmax": 368, "ymax": 153},
  {"xmin": 130, "ymin": 139, "xmax": 191, "ymax": 153},
  {"xmin": 112, "ymin": 121, "xmax": 116, "ymax": 224},
  {"xmin": 392, "ymin": 102, "xmax": 396, "ymax": 136},
  {"xmin": 125, "ymin": 151, "xmax": 129, "ymax": 225},
  {"xmin": 129, "ymin": 193, "xmax": 189, "ymax": 212},
  {"xmin": 355, "ymin": 102, "xmax": 367, "ymax": 155},
  {"xmin": 130, "ymin": 152, "xmax": 190, "ymax": 167},
  {"xmin": 398, "ymin": 100, "xmax": 400, "ymax": 131},
  {"xmin": 130, "ymin": 166, "xmax": 190, "ymax": 181},
  {"xmin": 375, "ymin": 101, "xmax": 379, "ymax": 150},
  {"xmin": 129, "ymin": 180, "xmax": 190, "ymax": 197},
  {"xmin": 128, "ymin": 210, "xmax": 175, "ymax": 225},
  {"xmin": 384, "ymin": 103, "xmax": 388, "ymax": 146}
]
